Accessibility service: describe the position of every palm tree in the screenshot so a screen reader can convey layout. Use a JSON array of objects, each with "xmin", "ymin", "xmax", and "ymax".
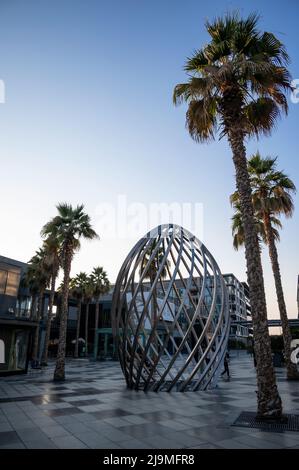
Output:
[
  {"xmin": 40, "ymin": 236, "xmax": 61, "ymax": 365},
  {"xmin": 140, "ymin": 242, "xmax": 169, "ymax": 360},
  {"xmin": 231, "ymin": 153, "xmax": 299, "ymax": 380},
  {"xmin": 232, "ymin": 202, "xmax": 281, "ymax": 251},
  {"xmin": 84, "ymin": 281, "xmax": 94, "ymax": 357},
  {"xmin": 21, "ymin": 270, "xmax": 39, "ymax": 321},
  {"xmin": 173, "ymin": 11, "xmax": 292, "ymax": 418},
  {"xmin": 69, "ymin": 272, "xmax": 89, "ymax": 358},
  {"xmin": 26, "ymin": 249, "xmax": 51, "ymax": 365},
  {"xmin": 90, "ymin": 267, "xmax": 110, "ymax": 359},
  {"xmin": 41, "ymin": 203, "xmax": 98, "ymax": 381}
]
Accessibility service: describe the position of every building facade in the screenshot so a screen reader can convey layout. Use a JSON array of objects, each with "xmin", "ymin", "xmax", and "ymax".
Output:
[
  {"xmin": 0, "ymin": 255, "xmax": 37, "ymax": 375},
  {"xmin": 0, "ymin": 255, "xmax": 80, "ymax": 374},
  {"xmin": 0, "ymin": 252, "xmax": 251, "ymax": 376},
  {"xmin": 223, "ymin": 274, "xmax": 251, "ymax": 346},
  {"xmin": 104, "ymin": 273, "xmax": 251, "ymax": 352}
]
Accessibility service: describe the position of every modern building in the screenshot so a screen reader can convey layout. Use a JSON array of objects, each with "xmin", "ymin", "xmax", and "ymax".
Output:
[
  {"xmin": 223, "ymin": 274, "xmax": 251, "ymax": 346},
  {"xmin": 51, "ymin": 291, "xmax": 114, "ymax": 360},
  {"xmin": 0, "ymin": 254, "xmax": 81, "ymax": 374},
  {"xmin": 102, "ymin": 273, "xmax": 251, "ymax": 350},
  {"xmin": 0, "ymin": 251, "xmax": 251, "ymax": 376},
  {"xmin": 0, "ymin": 255, "xmax": 37, "ymax": 375},
  {"xmin": 0, "ymin": 253, "xmax": 116, "ymax": 372}
]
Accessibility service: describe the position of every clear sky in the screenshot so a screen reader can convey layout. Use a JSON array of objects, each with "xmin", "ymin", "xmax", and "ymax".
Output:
[{"xmin": 0, "ymin": 0, "xmax": 298, "ymax": 324}]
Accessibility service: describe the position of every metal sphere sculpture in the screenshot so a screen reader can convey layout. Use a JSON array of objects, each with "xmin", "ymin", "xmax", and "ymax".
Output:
[{"xmin": 112, "ymin": 224, "xmax": 230, "ymax": 392}]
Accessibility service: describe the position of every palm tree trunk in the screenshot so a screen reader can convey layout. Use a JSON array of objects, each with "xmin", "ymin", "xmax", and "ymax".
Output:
[
  {"xmin": 222, "ymin": 88, "xmax": 282, "ymax": 418},
  {"xmin": 263, "ymin": 214, "xmax": 299, "ymax": 380},
  {"xmin": 30, "ymin": 294, "xmax": 38, "ymax": 320},
  {"xmin": 74, "ymin": 300, "xmax": 82, "ymax": 359},
  {"xmin": 54, "ymin": 247, "xmax": 72, "ymax": 381},
  {"xmin": 41, "ymin": 272, "xmax": 56, "ymax": 365},
  {"xmin": 85, "ymin": 302, "xmax": 90, "ymax": 357},
  {"xmin": 230, "ymin": 137, "xmax": 282, "ymax": 417},
  {"xmin": 94, "ymin": 298, "xmax": 100, "ymax": 358},
  {"xmin": 32, "ymin": 288, "xmax": 44, "ymax": 363}
]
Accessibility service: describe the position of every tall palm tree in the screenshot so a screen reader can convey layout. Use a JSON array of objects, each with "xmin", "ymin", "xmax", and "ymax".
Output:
[
  {"xmin": 173, "ymin": 12, "xmax": 292, "ymax": 418},
  {"xmin": 26, "ymin": 249, "xmax": 51, "ymax": 364},
  {"xmin": 90, "ymin": 267, "xmax": 110, "ymax": 359},
  {"xmin": 84, "ymin": 281, "xmax": 94, "ymax": 357},
  {"xmin": 231, "ymin": 153, "xmax": 299, "ymax": 380},
  {"xmin": 41, "ymin": 203, "xmax": 98, "ymax": 381},
  {"xmin": 41, "ymin": 236, "xmax": 61, "ymax": 365},
  {"xmin": 69, "ymin": 272, "xmax": 89, "ymax": 358}
]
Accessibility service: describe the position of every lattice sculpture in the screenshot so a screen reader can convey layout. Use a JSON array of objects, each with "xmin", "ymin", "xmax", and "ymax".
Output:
[{"xmin": 111, "ymin": 224, "xmax": 230, "ymax": 391}]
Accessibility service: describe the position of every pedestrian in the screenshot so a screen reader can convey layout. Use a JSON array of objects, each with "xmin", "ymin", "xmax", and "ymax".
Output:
[
  {"xmin": 252, "ymin": 348, "xmax": 257, "ymax": 367},
  {"xmin": 221, "ymin": 351, "xmax": 230, "ymax": 379}
]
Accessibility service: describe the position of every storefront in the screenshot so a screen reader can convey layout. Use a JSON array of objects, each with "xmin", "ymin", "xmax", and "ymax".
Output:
[
  {"xmin": 0, "ymin": 319, "xmax": 36, "ymax": 376},
  {"xmin": 93, "ymin": 328, "xmax": 117, "ymax": 360}
]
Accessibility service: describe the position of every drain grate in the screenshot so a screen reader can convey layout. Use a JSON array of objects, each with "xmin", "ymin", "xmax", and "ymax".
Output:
[{"xmin": 232, "ymin": 412, "xmax": 299, "ymax": 433}]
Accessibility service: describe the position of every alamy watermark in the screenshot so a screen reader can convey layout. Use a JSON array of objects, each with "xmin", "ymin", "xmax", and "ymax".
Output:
[
  {"xmin": 94, "ymin": 195, "xmax": 203, "ymax": 240},
  {"xmin": 291, "ymin": 79, "xmax": 299, "ymax": 104}
]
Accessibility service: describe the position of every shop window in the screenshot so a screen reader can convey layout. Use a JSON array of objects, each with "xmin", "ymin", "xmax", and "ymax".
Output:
[
  {"xmin": 0, "ymin": 270, "xmax": 7, "ymax": 294},
  {"xmin": 0, "ymin": 264, "xmax": 21, "ymax": 297},
  {"xmin": 6, "ymin": 271, "xmax": 21, "ymax": 296},
  {"xmin": 0, "ymin": 329, "xmax": 29, "ymax": 373}
]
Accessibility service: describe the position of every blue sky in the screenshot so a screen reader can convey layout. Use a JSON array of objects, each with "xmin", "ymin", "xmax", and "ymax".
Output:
[{"xmin": 0, "ymin": 0, "xmax": 298, "ymax": 323}]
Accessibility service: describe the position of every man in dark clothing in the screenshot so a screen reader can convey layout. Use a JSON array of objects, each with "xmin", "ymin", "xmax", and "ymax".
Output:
[
  {"xmin": 252, "ymin": 348, "xmax": 257, "ymax": 367},
  {"xmin": 221, "ymin": 351, "xmax": 230, "ymax": 379}
]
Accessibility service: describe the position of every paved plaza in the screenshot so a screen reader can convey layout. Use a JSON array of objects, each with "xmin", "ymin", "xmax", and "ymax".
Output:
[{"xmin": 0, "ymin": 353, "xmax": 298, "ymax": 449}]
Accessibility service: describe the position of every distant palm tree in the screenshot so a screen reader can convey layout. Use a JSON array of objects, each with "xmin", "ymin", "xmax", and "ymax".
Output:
[
  {"xmin": 26, "ymin": 249, "xmax": 51, "ymax": 364},
  {"xmin": 41, "ymin": 203, "xmax": 98, "ymax": 381},
  {"xmin": 139, "ymin": 242, "xmax": 170, "ymax": 361},
  {"xmin": 69, "ymin": 272, "xmax": 89, "ymax": 358},
  {"xmin": 232, "ymin": 202, "xmax": 281, "ymax": 251},
  {"xmin": 21, "ymin": 270, "xmax": 39, "ymax": 321},
  {"xmin": 41, "ymin": 236, "xmax": 61, "ymax": 365},
  {"xmin": 84, "ymin": 280, "xmax": 94, "ymax": 357},
  {"xmin": 231, "ymin": 153, "xmax": 299, "ymax": 380},
  {"xmin": 173, "ymin": 12, "xmax": 292, "ymax": 418},
  {"xmin": 90, "ymin": 267, "xmax": 110, "ymax": 359}
]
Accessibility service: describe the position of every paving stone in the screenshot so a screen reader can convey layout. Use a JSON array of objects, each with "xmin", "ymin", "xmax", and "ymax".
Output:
[
  {"xmin": 50, "ymin": 435, "xmax": 88, "ymax": 449},
  {"xmin": 73, "ymin": 431, "xmax": 119, "ymax": 449},
  {"xmin": 0, "ymin": 431, "xmax": 23, "ymax": 445},
  {"xmin": 42, "ymin": 425, "xmax": 71, "ymax": 438},
  {"xmin": 24, "ymin": 438, "xmax": 58, "ymax": 449},
  {"xmin": 0, "ymin": 422, "xmax": 13, "ymax": 432},
  {"xmin": 16, "ymin": 428, "xmax": 48, "ymax": 442}
]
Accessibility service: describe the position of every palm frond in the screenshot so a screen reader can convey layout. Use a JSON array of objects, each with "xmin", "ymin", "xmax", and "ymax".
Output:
[
  {"xmin": 244, "ymin": 97, "xmax": 281, "ymax": 137},
  {"xmin": 186, "ymin": 98, "xmax": 217, "ymax": 142},
  {"xmin": 173, "ymin": 12, "xmax": 292, "ymax": 143}
]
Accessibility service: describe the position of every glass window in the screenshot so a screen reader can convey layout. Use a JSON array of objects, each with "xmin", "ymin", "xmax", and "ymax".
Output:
[
  {"xmin": 16, "ymin": 296, "xmax": 31, "ymax": 318},
  {"xmin": 0, "ymin": 328, "xmax": 30, "ymax": 373},
  {"xmin": 0, "ymin": 269, "xmax": 7, "ymax": 294},
  {"xmin": 5, "ymin": 271, "xmax": 21, "ymax": 296}
]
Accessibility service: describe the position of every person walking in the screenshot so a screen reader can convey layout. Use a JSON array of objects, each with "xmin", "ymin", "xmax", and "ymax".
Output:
[
  {"xmin": 253, "ymin": 348, "xmax": 257, "ymax": 368},
  {"xmin": 221, "ymin": 351, "xmax": 230, "ymax": 379}
]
